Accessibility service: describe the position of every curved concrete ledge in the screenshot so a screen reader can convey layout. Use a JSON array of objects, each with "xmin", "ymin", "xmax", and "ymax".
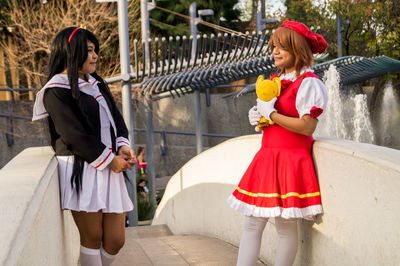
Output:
[
  {"xmin": 0, "ymin": 147, "xmax": 79, "ymax": 266},
  {"xmin": 153, "ymin": 135, "xmax": 400, "ymax": 265}
]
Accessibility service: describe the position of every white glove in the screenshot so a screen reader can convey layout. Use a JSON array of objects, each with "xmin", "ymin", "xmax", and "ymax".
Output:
[
  {"xmin": 256, "ymin": 97, "xmax": 278, "ymax": 121},
  {"xmin": 248, "ymin": 106, "xmax": 261, "ymax": 126}
]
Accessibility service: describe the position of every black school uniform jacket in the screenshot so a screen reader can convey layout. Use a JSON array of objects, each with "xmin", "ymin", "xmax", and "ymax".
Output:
[{"xmin": 33, "ymin": 73, "xmax": 130, "ymax": 171}]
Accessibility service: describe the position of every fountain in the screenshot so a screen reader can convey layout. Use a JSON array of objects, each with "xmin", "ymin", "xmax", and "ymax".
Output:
[
  {"xmin": 315, "ymin": 65, "xmax": 376, "ymax": 144},
  {"xmin": 378, "ymin": 81, "xmax": 400, "ymax": 148},
  {"xmin": 352, "ymin": 94, "xmax": 375, "ymax": 143},
  {"xmin": 315, "ymin": 64, "xmax": 348, "ymax": 139}
]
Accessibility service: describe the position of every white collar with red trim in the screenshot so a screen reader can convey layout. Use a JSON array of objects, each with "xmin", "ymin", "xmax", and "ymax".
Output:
[
  {"xmin": 279, "ymin": 67, "xmax": 313, "ymax": 82},
  {"xmin": 44, "ymin": 73, "xmax": 99, "ymax": 89},
  {"xmin": 32, "ymin": 73, "xmax": 100, "ymax": 121}
]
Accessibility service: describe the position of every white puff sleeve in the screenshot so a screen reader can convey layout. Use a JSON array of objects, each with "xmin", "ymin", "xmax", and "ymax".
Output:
[{"xmin": 295, "ymin": 77, "xmax": 328, "ymax": 118}]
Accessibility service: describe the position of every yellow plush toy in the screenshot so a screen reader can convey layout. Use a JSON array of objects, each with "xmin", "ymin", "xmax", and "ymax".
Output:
[{"xmin": 255, "ymin": 75, "xmax": 282, "ymax": 132}]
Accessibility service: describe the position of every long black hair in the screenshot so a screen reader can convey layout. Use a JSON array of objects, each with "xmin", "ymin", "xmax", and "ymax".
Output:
[
  {"xmin": 47, "ymin": 27, "xmax": 99, "ymax": 99},
  {"xmin": 47, "ymin": 27, "xmax": 100, "ymax": 194}
]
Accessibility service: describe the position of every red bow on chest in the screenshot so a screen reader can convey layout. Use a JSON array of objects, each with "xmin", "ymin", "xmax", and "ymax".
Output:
[{"xmin": 280, "ymin": 79, "xmax": 293, "ymax": 90}]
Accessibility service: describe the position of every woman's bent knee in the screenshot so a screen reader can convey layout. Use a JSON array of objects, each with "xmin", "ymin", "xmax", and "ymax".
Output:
[
  {"xmin": 104, "ymin": 235, "xmax": 125, "ymax": 254},
  {"xmin": 81, "ymin": 232, "xmax": 103, "ymax": 249}
]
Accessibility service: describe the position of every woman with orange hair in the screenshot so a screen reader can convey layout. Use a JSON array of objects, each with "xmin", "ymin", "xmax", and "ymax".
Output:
[{"xmin": 228, "ymin": 21, "xmax": 328, "ymax": 266}]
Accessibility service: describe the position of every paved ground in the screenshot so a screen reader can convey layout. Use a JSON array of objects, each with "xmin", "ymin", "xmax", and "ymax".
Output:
[
  {"xmin": 116, "ymin": 177, "xmax": 265, "ymax": 265},
  {"xmin": 115, "ymin": 224, "xmax": 266, "ymax": 266}
]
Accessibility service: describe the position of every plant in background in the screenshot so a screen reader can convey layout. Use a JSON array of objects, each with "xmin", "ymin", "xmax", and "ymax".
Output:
[
  {"xmin": 137, "ymin": 192, "xmax": 156, "ymax": 221},
  {"xmin": 156, "ymin": 188, "xmax": 165, "ymax": 205}
]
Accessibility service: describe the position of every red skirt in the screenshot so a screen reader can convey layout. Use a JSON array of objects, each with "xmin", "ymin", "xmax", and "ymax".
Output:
[{"xmin": 227, "ymin": 125, "xmax": 323, "ymax": 219}]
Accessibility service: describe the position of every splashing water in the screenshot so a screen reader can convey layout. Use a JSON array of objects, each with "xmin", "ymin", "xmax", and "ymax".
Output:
[
  {"xmin": 378, "ymin": 81, "xmax": 400, "ymax": 147},
  {"xmin": 315, "ymin": 64, "xmax": 375, "ymax": 143},
  {"xmin": 315, "ymin": 65, "xmax": 347, "ymax": 139},
  {"xmin": 352, "ymin": 94, "xmax": 375, "ymax": 143}
]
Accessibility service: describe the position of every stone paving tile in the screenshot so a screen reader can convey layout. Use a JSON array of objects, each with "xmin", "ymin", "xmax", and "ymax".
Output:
[
  {"xmin": 160, "ymin": 235, "xmax": 265, "ymax": 266},
  {"xmin": 136, "ymin": 238, "xmax": 189, "ymax": 266},
  {"xmin": 115, "ymin": 225, "xmax": 266, "ymax": 266},
  {"xmin": 114, "ymin": 225, "xmax": 172, "ymax": 266},
  {"xmin": 127, "ymin": 224, "xmax": 173, "ymax": 239},
  {"xmin": 114, "ymin": 237, "xmax": 153, "ymax": 266}
]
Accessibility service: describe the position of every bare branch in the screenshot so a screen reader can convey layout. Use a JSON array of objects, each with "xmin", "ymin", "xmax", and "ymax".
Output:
[{"xmin": 4, "ymin": 0, "xmax": 141, "ymax": 91}]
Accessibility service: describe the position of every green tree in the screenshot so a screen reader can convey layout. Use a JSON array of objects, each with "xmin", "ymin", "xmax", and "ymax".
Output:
[
  {"xmin": 362, "ymin": 0, "xmax": 399, "ymax": 59},
  {"xmin": 333, "ymin": 0, "xmax": 400, "ymax": 59},
  {"xmin": 149, "ymin": 0, "xmax": 241, "ymax": 37},
  {"xmin": 283, "ymin": 0, "xmax": 400, "ymax": 60},
  {"xmin": 237, "ymin": 0, "xmax": 252, "ymax": 21},
  {"xmin": 283, "ymin": 0, "xmax": 337, "ymax": 59}
]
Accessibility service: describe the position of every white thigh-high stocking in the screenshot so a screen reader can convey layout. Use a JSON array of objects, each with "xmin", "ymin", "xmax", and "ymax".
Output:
[
  {"xmin": 274, "ymin": 217, "xmax": 298, "ymax": 266},
  {"xmin": 100, "ymin": 246, "xmax": 117, "ymax": 266},
  {"xmin": 79, "ymin": 245, "xmax": 102, "ymax": 266},
  {"xmin": 236, "ymin": 216, "xmax": 268, "ymax": 266}
]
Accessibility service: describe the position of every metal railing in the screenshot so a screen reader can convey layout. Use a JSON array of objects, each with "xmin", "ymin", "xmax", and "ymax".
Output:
[
  {"xmin": 0, "ymin": 88, "xmax": 40, "ymax": 92},
  {"xmin": 0, "ymin": 88, "xmax": 39, "ymax": 146},
  {"xmin": 130, "ymin": 32, "xmax": 275, "ymax": 98},
  {"xmin": 134, "ymin": 127, "xmax": 237, "ymax": 155},
  {"xmin": 0, "ymin": 110, "xmax": 237, "ymax": 150}
]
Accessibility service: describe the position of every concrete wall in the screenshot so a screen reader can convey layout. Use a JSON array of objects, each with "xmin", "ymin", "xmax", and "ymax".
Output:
[
  {"xmin": 134, "ymin": 93, "xmax": 255, "ymax": 177},
  {"xmin": 0, "ymin": 147, "xmax": 79, "ymax": 266},
  {"xmin": 1, "ymin": 93, "xmax": 255, "ymax": 178},
  {"xmin": 152, "ymin": 135, "xmax": 400, "ymax": 266}
]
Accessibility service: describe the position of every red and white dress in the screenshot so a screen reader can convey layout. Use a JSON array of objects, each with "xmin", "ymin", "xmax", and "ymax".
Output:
[{"xmin": 227, "ymin": 68, "xmax": 328, "ymax": 220}]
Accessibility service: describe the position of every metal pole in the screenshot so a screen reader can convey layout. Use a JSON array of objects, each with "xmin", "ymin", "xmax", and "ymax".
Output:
[
  {"xmin": 141, "ymin": 0, "xmax": 156, "ymax": 209},
  {"xmin": 256, "ymin": 11, "xmax": 262, "ymax": 33},
  {"xmin": 141, "ymin": 0, "xmax": 151, "ymax": 72},
  {"xmin": 189, "ymin": 2, "xmax": 197, "ymax": 60},
  {"xmin": 190, "ymin": 2, "xmax": 203, "ymax": 154},
  {"xmin": 144, "ymin": 99, "xmax": 156, "ymax": 206},
  {"xmin": 194, "ymin": 89, "xmax": 203, "ymax": 154},
  {"xmin": 117, "ymin": 0, "xmax": 138, "ymax": 226},
  {"xmin": 336, "ymin": 13, "xmax": 343, "ymax": 57}
]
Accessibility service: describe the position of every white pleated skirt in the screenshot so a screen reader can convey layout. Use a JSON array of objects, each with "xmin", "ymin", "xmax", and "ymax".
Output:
[{"xmin": 57, "ymin": 156, "xmax": 134, "ymax": 213}]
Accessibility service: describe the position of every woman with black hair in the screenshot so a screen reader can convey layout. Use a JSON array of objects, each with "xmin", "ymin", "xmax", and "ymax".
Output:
[{"xmin": 32, "ymin": 27, "xmax": 135, "ymax": 266}]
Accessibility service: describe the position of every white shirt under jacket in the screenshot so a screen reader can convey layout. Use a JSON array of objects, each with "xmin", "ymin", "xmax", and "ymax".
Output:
[{"xmin": 32, "ymin": 74, "xmax": 133, "ymax": 213}]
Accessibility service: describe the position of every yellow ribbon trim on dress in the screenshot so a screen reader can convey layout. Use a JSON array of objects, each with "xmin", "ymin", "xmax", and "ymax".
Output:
[{"xmin": 237, "ymin": 187, "xmax": 320, "ymax": 199}]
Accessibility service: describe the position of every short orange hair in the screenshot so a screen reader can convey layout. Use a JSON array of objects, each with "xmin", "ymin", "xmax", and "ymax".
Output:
[{"xmin": 269, "ymin": 27, "xmax": 314, "ymax": 78}]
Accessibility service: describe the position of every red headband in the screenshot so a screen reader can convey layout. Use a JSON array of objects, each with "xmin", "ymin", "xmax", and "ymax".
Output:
[
  {"xmin": 280, "ymin": 20, "xmax": 327, "ymax": 54},
  {"xmin": 68, "ymin": 27, "xmax": 81, "ymax": 43}
]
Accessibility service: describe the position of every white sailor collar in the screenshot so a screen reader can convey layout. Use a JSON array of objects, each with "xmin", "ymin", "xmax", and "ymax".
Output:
[
  {"xmin": 32, "ymin": 73, "xmax": 100, "ymax": 121},
  {"xmin": 45, "ymin": 73, "xmax": 99, "ymax": 89},
  {"xmin": 279, "ymin": 67, "xmax": 314, "ymax": 81}
]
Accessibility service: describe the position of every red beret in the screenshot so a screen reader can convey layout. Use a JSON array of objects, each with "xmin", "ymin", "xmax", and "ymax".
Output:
[{"xmin": 280, "ymin": 20, "xmax": 327, "ymax": 54}]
